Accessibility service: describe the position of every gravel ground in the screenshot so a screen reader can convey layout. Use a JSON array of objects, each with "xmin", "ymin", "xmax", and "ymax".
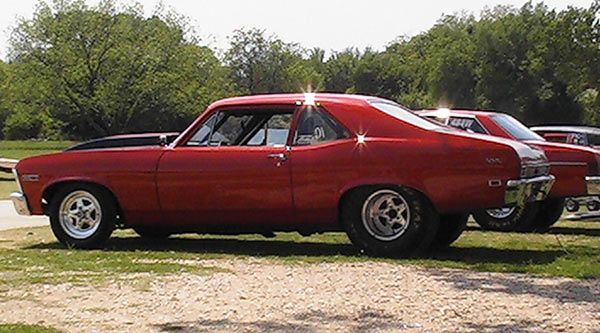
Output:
[{"xmin": 1, "ymin": 259, "xmax": 599, "ymax": 332}]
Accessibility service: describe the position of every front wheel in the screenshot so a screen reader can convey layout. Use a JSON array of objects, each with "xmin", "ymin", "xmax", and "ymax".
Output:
[
  {"xmin": 341, "ymin": 186, "xmax": 439, "ymax": 257},
  {"xmin": 472, "ymin": 202, "xmax": 538, "ymax": 232},
  {"xmin": 49, "ymin": 184, "xmax": 116, "ymax": 249}
]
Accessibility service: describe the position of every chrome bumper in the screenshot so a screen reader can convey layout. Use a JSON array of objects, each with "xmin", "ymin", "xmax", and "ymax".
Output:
[
  {"xmin": 585, "ymin": 176, "xmax": 600, "ymax": 195},
  {"xmin": 505, "ymin": 175, "xmax": 555, "ymax": 206},
  {"xmin": 11, "ymin": 192, "xmax": 31, "ymax": 216}
]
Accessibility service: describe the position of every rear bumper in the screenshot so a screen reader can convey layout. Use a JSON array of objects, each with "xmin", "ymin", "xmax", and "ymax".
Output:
[
  {"xmin": 505, "ymin": 175, "xmax": 555, "ymax": 206},
  {"xmin": 585, "ymin": 176, "xmax": 600, "ymax": 195},
  {"xmin": 11, "ymin": 192, "xmax": 31, "ymax": 216}
]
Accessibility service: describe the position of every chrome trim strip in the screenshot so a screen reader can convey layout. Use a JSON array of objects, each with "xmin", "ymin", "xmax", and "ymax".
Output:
[
  {"xmin": 585, "ymin": 176, "xmax": 600, "ymax": 195},
  {"xmin": 12, "ymin": 168, "xmax": 23, "ymax": 193},
  {"xmin": 10, "ymin": 192, "xmax": 31, "ymax": 216},
  {"xmin": 549, "ymin": 162, "xmax": 587, "ymax": 167}
]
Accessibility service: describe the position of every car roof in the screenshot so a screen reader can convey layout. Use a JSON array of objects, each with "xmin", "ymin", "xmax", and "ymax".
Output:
[
  {"xmin": 419, "ymin": 109, "xmax": 502, "ymax": 117},
  {"xmin": 207, "ymin": 93, "xmax": 379, "ymax": 110},
  {"xmin": 530, "ymin": 126, "xmax": 600, "ymax": 135}
]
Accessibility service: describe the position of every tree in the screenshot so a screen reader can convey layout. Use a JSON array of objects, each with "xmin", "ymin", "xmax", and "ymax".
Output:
[
  {"xmin": 7, "ymin": 0, "xmax": 235, "ymax": 139},
  {"xmin": 224, "ymin": 28, "xmax": 320, "ymax": 94}
]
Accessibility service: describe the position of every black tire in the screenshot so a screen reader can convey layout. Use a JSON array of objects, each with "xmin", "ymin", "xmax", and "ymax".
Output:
[
  {"xmin": 472, "ymin": 202, "xmax": 539, "ymax": 232},
  {"xmin": 586, "ymin": 199, "xmax": 600, "ymax": 211},
  {"xmin": 564, "ymin": 198, "xmax": 579, "ymax": 212},
  {"xmin": 532, "ymin": 198, "xmax": 565, "ymax": 233},
  {"xmin": 133, "ymin": 226, "xmax": 172, "ymax": 240},
  {"xmin": 341, "ymin": 186, "xmax": 439, "ymax": 257},
  {"xmin": 432, "ymin": 213, "xmax": 469, "ymax": 249},
  {"xmin": 49, "ymin": 183, "xmax": 116, "ymax": 249}
]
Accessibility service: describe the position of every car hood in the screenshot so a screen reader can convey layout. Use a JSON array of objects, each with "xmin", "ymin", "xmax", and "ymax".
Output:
[{"xmin": 65, "ymin": 132, "xmax": 180, "ymax": 152}]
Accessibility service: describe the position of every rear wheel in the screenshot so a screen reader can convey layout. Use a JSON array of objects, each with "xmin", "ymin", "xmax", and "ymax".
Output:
[
  {"xmin": 341, "ymin": 186, "xmax": 439, "ymax": 257},
  {"xmin": 432, "ymin": 213, "xmax": 469, "ymax": 249},
  {"xmin": 49, "ymin": 184, "xmax": 116, "ymax": 248},
  {"xmin": 472, "ymin": 202, "xmax": 538, "ymax": 232},
  {"xmin": 532, "ymin": 198, "xmax": 565, "ymax": 233}
]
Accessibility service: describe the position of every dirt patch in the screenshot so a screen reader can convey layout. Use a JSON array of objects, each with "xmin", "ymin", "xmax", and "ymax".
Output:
[{"xmin": 1, "ymin": 259, "xmax": 598, "ymax": 332}]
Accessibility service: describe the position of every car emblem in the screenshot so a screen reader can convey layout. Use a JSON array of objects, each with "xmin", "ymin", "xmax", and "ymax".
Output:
[{"xmin": 486, "ymin": 157, "xmax": 503, "ymax": 165}]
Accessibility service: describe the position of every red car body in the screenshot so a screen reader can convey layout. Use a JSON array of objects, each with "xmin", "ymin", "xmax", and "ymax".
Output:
[
  {"xmin": 11, "ymin": 94, "xmax": 554, "ymax": 252},
  {"xmin": 419, "ymin": 110, "xmax": 600, "ymax": 200}
]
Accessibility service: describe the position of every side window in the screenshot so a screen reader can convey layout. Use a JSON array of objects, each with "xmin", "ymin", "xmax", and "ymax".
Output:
[
  {"xmin": 187, "ymin": 110, "xmax": 293, "ymax": 147},
  {"xmin": 293, "ymin": 109, "xmax": 349, "ymax": 146},
  {"xmin": 187, "ymin": 113, "xmax": 216, "ymax": 146},
  {"xmin": 448, "ymin": 117, "xmax": 487, "ymax": 134},
  {"xmin": 246, "ymin": 113, "xmax": 293, "ymax": 147}
]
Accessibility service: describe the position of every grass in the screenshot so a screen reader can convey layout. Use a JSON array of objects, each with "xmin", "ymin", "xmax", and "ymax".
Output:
[
  {"xmin": 0, "ymin": 220, "xmax": 598, "ymax": 287},
  {"xmin": 0, "ymin": 324, "xmax": 63, "ymax": 333},
  {"xmin": 0, "ymin": 140, "xmax": 598, "ymax": 283},
  {"xmin": 0, "ymin": 227, "xmax": 225, "ymax": 288},
  {"xmin": 0, "ymin": 140, "xmax": 74, "ymax": 199}
]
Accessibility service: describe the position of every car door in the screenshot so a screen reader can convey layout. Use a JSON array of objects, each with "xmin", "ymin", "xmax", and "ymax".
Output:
[
  {"xmin": 288, "ymin": 107, "xmax": 356, "ymax": 227},
  {"xmin": 156, "ymin": 107, "xmax": 294, "ymax": 226}
]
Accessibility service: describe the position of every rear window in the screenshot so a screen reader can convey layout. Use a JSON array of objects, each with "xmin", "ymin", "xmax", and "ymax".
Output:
[
  {"xmin": 490, "ymin": 114, "xmax": 543, "ymax": 141},
  {"xmin": 369, "ymin": 101, "xmax": 441, "ymax": 130}
]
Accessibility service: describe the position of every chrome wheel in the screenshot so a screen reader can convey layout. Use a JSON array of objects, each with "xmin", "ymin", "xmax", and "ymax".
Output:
[
  {"xmin": 361, "ymin": 189, "xmax": 410, "ymax": 241},
  {"xmin": 59, "ymin": 190, "xmax": 102, "ymax": 239},
  {"xmin": 486, "ymin": 206, "xmax": 516, "ymax": 219}
]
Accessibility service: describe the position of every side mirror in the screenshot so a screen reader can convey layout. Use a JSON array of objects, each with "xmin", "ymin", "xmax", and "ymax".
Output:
[{"xmin": 159, "ymin": 134, "xmax": 168, "ymax": 147}]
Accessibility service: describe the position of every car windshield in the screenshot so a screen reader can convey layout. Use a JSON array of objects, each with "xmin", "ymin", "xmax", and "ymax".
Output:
[
  {"xmin": 369, "ymin": 100, "xmax": 442, "ymax": 130},
  {"xmin": 490, "ymin": 114, "xmax": 544, "ymax": 141}
]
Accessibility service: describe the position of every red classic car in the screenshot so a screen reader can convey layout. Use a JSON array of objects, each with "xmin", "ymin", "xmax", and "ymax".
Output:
[
  {"xmin": 531, "ymin": 126, "xmax": 600, "ymax": 149},
  {"xmin": 11, "ymin": 94, "xmax": 554, "ymax": 255},
  {"xmin": 530, "ymin": 125, "xmax": 600, "ymax": 212},
  {"xmin": 419, "ymin": 109, "xmax": 600, "ymax": 232}
]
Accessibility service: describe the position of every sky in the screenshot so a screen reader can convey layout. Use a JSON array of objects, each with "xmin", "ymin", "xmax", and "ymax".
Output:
[{"xmin": 0, "ymin": 0, "xmax": 595, "ymax": 60}]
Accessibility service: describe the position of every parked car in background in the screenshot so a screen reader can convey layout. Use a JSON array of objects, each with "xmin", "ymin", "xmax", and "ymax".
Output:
[
  {"xmin": 531, "ymin": 125, "xmax": 600, "ymax": 213},
  {"xmin": 531, "ymin": 126, "xmax": 600, "ymax": 149},
  {"xmin": 0, "ymin": 157, "xmax": 19, "ymax": 173},
  {"xmin": 419, "ymin": 109, "xmax": 600, "ymax": 232},
  {"xmin": 11, "ymin": 94, "xmax": 554, "ymax": 256}
]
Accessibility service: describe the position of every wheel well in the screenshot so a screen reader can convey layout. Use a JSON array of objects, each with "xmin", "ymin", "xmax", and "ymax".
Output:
[
  {"xmin": 338, "ymin": 184, "xmax": 436, "ymax": 223},
  {"xmin": 42, "ymin": 181, "xmax": 124, "ymax": 222}
]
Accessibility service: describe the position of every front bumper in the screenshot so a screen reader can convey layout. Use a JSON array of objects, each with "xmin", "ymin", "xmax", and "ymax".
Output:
[
  {"xmin": 585, "ymin": 176, "xmax": 600, "ymax": 195},
  {"xmin": 11, "ymin": 192, "xmax": 31, "ymax": 216},
  {"xmin": 505, "ymin": 175, "xmax": 555, "ymax": 206}
]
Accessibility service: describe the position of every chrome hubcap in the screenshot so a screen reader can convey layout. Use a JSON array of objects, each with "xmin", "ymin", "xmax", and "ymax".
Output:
[
  {"xmin": 59, "ymin": 190, "xmax": 102, "ymax": 239},
  {"xmin": 486, "ymin": 206, "xmax": 516, "ymax": 219},
  {"xmin": 362, "ymin": 189, "xmax": 410, "ymax": 241}
]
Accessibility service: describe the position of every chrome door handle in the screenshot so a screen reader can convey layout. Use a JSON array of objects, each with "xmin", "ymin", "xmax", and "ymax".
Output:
[{"xmin": 267, "ymin": 153, "xmax": 287, "ymax": 161}]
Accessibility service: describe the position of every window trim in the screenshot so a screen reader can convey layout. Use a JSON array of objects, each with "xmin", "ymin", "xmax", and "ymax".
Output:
[
  {"xmin": 291, "ymin": 106, "xmax": 351, "ymax": 147},
  {"xmin": 183, "ymin": 106, "xmax": 296, "ymax": 148}
]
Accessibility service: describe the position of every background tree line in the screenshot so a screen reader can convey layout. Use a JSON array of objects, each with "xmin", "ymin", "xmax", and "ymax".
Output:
[{"xmin": 0, "ymin": 0, "xmax": 598, "ymax": 140}]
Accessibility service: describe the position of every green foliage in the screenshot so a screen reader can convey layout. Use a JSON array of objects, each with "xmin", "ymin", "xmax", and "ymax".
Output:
[
  {"xmin": 0, "ymin": 1, "xmax": 599, "ymax": 139},
  {"xmin": 224, "ymin": 28, "xmax": 320, "ymax": 94},
  {"xmin": 6, "ymin": 0, "xmax": 235, "ymax": 139}
]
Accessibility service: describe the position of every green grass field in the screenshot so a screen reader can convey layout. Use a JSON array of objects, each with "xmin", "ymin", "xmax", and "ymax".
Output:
[
  {"xmin": 0, "ymin": 140, "xmax": 598, "ymax": 283},
  {"xmin": 0, "ymin": 324, "xmax": 63, "ymax": 333},
  {"xmin": 0, "ymin": 141, "xmax": 74, "ymax": 200}
]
